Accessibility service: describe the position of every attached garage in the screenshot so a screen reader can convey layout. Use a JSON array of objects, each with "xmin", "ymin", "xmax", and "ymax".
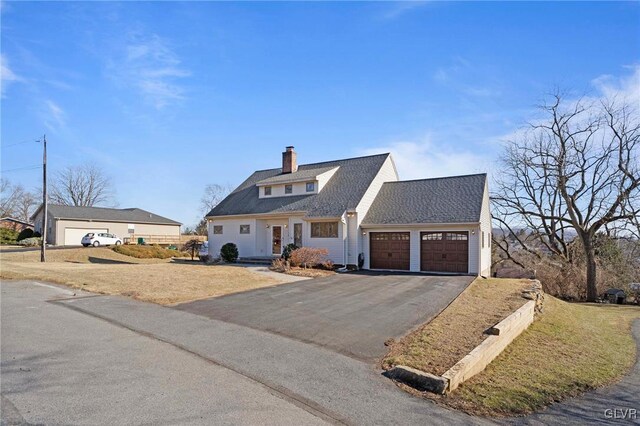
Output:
[
  {"xmin": 420, "ymin": 231, "xmax": 468, "ymax": 273},
  {"xmin": 64, "ymin": 228, "xmax": 108, "ymax": 246},
  {"xmin": 369, "ymin": 232, "xmax": 410, "ymax": 270}
]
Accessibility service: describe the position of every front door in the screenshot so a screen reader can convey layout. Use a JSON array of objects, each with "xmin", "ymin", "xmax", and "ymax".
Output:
[{"xmin": 272, "ymin": 226, "xmax": 282, "ymax": 255}]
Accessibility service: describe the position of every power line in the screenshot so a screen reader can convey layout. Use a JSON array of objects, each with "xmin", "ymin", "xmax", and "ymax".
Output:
[
  {"xmin": 0, "ymin": 164, "xmax": 42, "ymax": 174},
  {"xmin": 1, "ymin": 140, "xmax": 39, "ymax": 148}
]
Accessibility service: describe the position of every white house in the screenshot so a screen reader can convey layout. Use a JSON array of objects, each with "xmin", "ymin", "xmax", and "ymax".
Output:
[{"xmin": 206, "ymin": 147, "xmax": 492, "ymax": 276}]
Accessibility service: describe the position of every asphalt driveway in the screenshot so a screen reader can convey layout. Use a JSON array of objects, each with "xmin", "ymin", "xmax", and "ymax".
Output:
[{"xmin": 173, "ymin": 271, "xmax": 474, "ymax": 361}]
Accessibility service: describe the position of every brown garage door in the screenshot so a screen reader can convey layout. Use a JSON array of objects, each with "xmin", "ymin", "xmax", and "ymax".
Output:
[
  {"xmin": 370, "ymin": 232, "xmax": 410, "ymax": 270},
  {"xmin": 420, "ymin": 231, "xmax": 468, "ymax": 273}
]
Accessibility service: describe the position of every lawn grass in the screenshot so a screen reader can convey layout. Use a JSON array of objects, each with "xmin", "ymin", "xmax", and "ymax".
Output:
[
  {"xmin": 383, "ymin": 278, "xmax": 531, "ymax": 375},
  {"xmin": 0, "ymin": 247, "xmax": 287, "ymax": 305},
  {"xmin": 112, "ymin": 244, "xmax": 189, "ymax": 259},
  {"xmin": 383, "ymin": 277, "xmax": 640, "ymax": 416},
  {"xmin": 441, "ymin": 297, "xmax": 640, "ymax": 416}
]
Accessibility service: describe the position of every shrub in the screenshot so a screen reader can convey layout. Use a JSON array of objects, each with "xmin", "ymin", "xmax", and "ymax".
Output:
[
  {"xmin": 220, "ymin": 242, "xmax": 239, "ymax": 263},
  {"xmin": 17, "ymin": 228, "xmax": 35, "ymax": 241},
  {"xmin": 112, "ymin": 244, "xmax": 189, "ymax": 259},
  {"xmin": 271, "ymin": 258, "xmax": 290, "ymax": 272},
  {"xmin": 17, "ymin": 237, "xmax": 42, "ymax": 247},
  {"xmin": 281, "ymin": 243, "xmax": 298, "ymax": 260},
  {"xmin": 181, "ymin": 239, "xmax": 201, "ymax": 260},
  {"xmin": 289, "ymin": 247, "xmax": 329, "ymax": 269},
  {"xmin": 33, "ymin": 231, "xmax": 42, "ymax": 238},
  {"xmin": 0, "ymin": 228, "xmax": 19, "ymax": 244}
]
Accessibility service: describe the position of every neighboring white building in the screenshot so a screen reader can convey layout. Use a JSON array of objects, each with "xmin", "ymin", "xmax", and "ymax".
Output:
[
  {"xmin": 206, "ymin": 146, "xmax": 492, "ymax": 276},
  {"xmin": 31, "ymin": 205, "xmax": 181, "ymax": 246}
]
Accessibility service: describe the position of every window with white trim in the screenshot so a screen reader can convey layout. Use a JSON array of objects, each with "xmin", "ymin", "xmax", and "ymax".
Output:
[
  {"xmin": 310, "ymin": 222, "xmax": 338, "ymax": 238},
  {"xmin": 213, "ymin": 225, "xmax": 223, "ymax": 235}
]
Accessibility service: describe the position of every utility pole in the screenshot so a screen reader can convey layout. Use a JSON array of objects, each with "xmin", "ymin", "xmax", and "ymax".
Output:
[{"xmin": 41, "ymin": 134, "xmax": 47, "ymax": 262}]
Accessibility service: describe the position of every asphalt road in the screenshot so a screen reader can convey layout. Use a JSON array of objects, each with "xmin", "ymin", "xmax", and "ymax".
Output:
[
  {"xmin": 173, "ymin": 271, "xmax": 474, "ymax": 361},
  {"xmin": 1, "ymin": 280, "xmax": 485, "ymax": 425},
  {"xmin": 4, "ymin": 280, "xmax": 637, "ymax": 425},
  {"xmin": 0, "ymin": 281, "xmax": 326, "ymax": 425}
]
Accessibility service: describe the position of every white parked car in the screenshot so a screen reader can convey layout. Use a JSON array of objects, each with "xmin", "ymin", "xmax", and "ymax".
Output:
[
  {"xmin": 81, "ymin": 232, "xmax": 122, "ymax": 247},
  {"xmin": 198, "ymin": 241, "xmax": 209, "ymax": 261}
]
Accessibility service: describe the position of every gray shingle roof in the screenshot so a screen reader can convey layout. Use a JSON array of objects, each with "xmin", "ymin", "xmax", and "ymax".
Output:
[
  {"xmin": 42, "ymin": 205, "xmax": 181, "ymax": 225},
  {"xmin": 362, "ymin": 174, "xmax": 487, "ymax": 225},
  {"xmin": 256, "ymin": 166, "xmax": 338, "ymax": 186},
  {"xmin": 207, "ymin": 153, "xmax": 391, "ymax": 218}
]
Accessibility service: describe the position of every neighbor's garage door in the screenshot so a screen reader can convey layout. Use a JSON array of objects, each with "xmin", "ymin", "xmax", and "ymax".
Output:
[
  {"xmin": 64, "ymin": 228, "xmax": 108, "ymax": 246},
  {"xmin": 369, "ymin": 232, "xmax": 410, "ymax": 270},
  {"xmin": 420, "ymin": 231, "xmax": 468, "ymax": 273}
]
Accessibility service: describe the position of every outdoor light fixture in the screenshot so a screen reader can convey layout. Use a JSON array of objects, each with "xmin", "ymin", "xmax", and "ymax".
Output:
[
  {"xmin": 346, "ymin": 212, "xmax": 355, "ymax": 218},
  {"xmin": 266, "ymin": 224, "xmax": 270, "ymax": 229},
  {"xmin": 471, "ymin": 230, "xmax": 475, "ymax": 235},
  {"xmin": 362, "ymin": 231, "xmax": 367, "ymax": 235}
]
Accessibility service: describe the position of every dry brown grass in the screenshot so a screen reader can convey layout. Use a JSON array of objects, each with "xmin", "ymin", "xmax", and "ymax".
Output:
[
  {"xmin": 0, "ymin": 248, "xmax": 285, "ymax": 305},
  {"xmin": 383, "ymin": 278, "xmax": 531, "ymax": 375},
  {"xmin": 281, "ymin": 267, "xmax": 335, "ymax": 278}
]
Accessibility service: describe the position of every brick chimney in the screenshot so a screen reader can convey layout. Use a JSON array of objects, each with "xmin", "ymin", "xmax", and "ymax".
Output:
[{"xmin": 282, "ymin": 146, "xmax": 297, "ymax": 174}]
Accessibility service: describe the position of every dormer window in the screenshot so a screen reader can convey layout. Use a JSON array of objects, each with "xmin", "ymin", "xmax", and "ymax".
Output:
[
  {"xmin": 306, "ymin": 182, "xmax": 315, "ymax": 192},
  {"xmin": 285, "ymin": 184, "xmax": 292, "ymax": 194},
  {"xmin": 264, "ymin": 186, "xmax": 272, "ymax": 196}
]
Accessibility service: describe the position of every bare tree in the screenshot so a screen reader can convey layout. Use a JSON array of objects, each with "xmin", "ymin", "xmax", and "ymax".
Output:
[
  {"xmin": 493, "ymin": 93, "xmax": 639, "ymax": 301},
  {"xmin": 0, "ymin": 178, "xmax": 25, "ymax": 218},
  {"xmin": 200, "ymin": 183, "xmax": 231, "ymax": 215},
  {"xmin": 15, "ymin": 190, "xmax": 39, "ymax": 222},
  {"xmin": 50, "ymin": 164, "xmax": 116, "ymax": 207},
  {"xmin": 195, "ymin": 183, "xmax": 232, "ymax": 236}
]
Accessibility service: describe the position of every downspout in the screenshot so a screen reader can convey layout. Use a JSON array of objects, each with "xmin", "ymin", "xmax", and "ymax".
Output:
[{"xmin": 337, "ymin": 213, "xmax": 348, "ymax": 272}]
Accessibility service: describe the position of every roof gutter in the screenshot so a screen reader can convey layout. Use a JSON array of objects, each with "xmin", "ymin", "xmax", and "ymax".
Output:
[
  {"xmin": 51, "ymin": 217, "xmax": 182, "ymax": 226},
  {"xmin": 360, "ymin": 222, "xmax": 481, "ymax": 228},
  {"xmin": 206, "ymin": 211, "xmax": 308, "ymax": 220}
]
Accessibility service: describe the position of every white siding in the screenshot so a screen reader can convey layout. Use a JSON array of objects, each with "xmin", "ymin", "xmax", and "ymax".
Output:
[
  {"xmin": 208, "ymin": 218, "xmax": 257, "ymax": 258},
  {"xmin": 303, "ymin": 219, "xmax": 345, "ymax": 264},
  {"xmin": 258, "ymin": 182, "xmax": 311, "ymax": 198},
  {"xmin": 353, "ymin": 155, "xmax": 399, "ymax": 264},
  {"xmin": 478, "ymin": 181, "xmax": 492, "ymax": 277},
  {"xmin": 361, "ymin": 224, "xmax": 481, "ymax": 274},
  {"xmin": 346, "ymin": 213, "xmax": 358, "ymax": 265},
  {"xmin": 257, "ymin": 167, "xmax": 339, "ymax": 199}
]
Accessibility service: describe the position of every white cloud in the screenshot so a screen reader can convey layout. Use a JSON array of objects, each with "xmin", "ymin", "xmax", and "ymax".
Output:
[
  {"xmin": 1, "ymin": 54, "xmax": 23, "ymax": 96},
  {"xmin": 381, "ymin": 1, "xmax": 429, "ymax": 20},
  {"xmin": 432, "ymin": 56, "xmax": 499, "ymax": 98},
  {"xmin": 591, "ymin": 64, "xmax": 640, "ymax": 103},
  {"xmin": 361, "ymin": 136, "xmax": 493, "ymax": 181},
  {"xmin": 110, "ymin": 33, "xmax": 190, "ymax": 109},
  {"xmin": 43, "ymin": 100, "xmax": 66, "ymax": 130}
]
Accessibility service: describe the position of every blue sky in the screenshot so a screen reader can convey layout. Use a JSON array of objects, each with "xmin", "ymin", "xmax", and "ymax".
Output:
[{"xmin": 2, "ymin": 1, "xmax": 639, "ymax": 227}]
